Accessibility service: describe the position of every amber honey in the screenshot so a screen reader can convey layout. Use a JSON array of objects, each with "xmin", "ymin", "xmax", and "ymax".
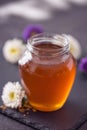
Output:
[{"xmin": 19, "ymin": 34, "xmax": 76, "ymax": 111}]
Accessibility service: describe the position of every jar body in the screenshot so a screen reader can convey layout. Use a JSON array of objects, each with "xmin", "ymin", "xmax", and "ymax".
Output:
[{"xmin": 18, "ymin": 34, "xmax": 76, "ymax": 111}]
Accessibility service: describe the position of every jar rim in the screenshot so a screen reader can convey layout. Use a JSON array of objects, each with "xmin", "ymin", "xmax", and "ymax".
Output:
[{"xmin": 27, "ymin": 33, "xmax": 70, "ymax": 56}]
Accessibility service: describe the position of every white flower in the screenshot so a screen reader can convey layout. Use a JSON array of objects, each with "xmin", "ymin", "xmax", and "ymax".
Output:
[
  {"xmin": 66, "ymin": 35, "xmax": 82, "ymax": 59},
  {"xmin": 1, "ymin": 82, "xmax": 25, "ymax": 108},
  {"xmin": 3, "ymin": 39, "xmax": 26, "ymax": 63}
]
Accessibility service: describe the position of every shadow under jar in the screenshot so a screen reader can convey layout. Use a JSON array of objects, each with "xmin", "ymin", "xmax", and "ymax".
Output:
[{"xmin": 18, "ymin": 33, "xmax": 76, "ymax": 112}]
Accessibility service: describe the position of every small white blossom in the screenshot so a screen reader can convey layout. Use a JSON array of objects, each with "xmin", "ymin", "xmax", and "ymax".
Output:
[
  {"xmin": 66, "ymin": 35, "xmax": 82, "ymax": 59},
  {"xmin": 3, "ymin": 39, "xmax": 26, "ymax": 63},
  {"xmin": 1, "ymin": 82, "xmax": 25, "ymax": 108}
]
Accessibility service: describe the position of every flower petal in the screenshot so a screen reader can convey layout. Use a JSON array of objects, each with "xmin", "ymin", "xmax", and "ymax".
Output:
[
  {"xmin": 22, "ymin": 24, "xmax": 43, "ymax": 41},
  {"xmin": 65, "ymin": 35, "xmax": 82, "ymax": 59},
  {"xmin": 1, "ymin": 81, "xmax": 25, "ymax": 108},
  {"xmin": 79, "ymin": 57, "xmax": 87, "ymax": 73},
  {"xmin": 3, "ymin": 39, "xmax": 26, "ymax": 63}
]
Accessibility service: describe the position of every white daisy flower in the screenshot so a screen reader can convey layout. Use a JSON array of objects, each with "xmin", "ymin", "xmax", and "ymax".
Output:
[
  {"xmin": 3, "ymin": 39, "xmax": 26, "ymax": 63},
  {"xmin": 66, "ymin": 35, "xmax": 82, "ymax": 59},
  {"xmin": 1, "ymin": 82, "xmax": 25, "ymax": 108}
]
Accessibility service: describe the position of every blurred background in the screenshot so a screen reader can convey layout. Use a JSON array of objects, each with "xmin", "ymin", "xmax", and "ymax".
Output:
[
  {"xmin": 0, "ymin": 0, "xmax": 87, "ymax": 52},
  {"xmin": 0, "ymin": 0, "xmax": 87, "ymax": 84}
]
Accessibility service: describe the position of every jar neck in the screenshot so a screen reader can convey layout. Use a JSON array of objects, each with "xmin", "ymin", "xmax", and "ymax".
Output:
[{"xmin": 27, "ymin": 33, "xmax": 70, "ymax": 57}]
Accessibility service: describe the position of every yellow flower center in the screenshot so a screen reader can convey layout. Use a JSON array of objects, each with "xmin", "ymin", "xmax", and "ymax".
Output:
[
  {"xmin": 9, "ymin": 92, "xmax": 15, "ymax": 100},
  {"xmin": 10, "ymin": 48, "xmax": 19, "ymax": 54},
  {"xmin": 70, "ymin": 45, "xmax": 74, "ymax": 52}
]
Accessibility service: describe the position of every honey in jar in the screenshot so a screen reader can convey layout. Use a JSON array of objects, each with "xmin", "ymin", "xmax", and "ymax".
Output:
[{"xmin": 18, "ymin": 33, "xmax": 76, "ymax": 112}]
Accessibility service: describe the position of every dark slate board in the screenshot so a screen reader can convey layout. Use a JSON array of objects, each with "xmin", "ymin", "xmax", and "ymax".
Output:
[
  {"xmin": 0, "ymin": 100, "xmax": 87, "ymax": 130},
  {"xmin": 79, "ymin": 122, "xmax": 87, "ymax": 130},
  {"xmin": 0, "ymin": 1, "xmax": 87, "ymax": 130}
]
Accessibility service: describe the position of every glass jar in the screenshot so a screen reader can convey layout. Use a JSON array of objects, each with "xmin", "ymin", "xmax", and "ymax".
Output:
[{"xmin": 18, "ymin": 33, "xmax": 76, "ymax": 112}]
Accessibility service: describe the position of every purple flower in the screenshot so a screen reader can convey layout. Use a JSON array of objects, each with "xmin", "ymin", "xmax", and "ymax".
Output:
[
  {"xmin": 22, "ymin": 24, "xmax": 43, "ymax": 41},
  {"xmin": 79, "ymin": 57, "xmax": 87, "ymax": 73}
]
